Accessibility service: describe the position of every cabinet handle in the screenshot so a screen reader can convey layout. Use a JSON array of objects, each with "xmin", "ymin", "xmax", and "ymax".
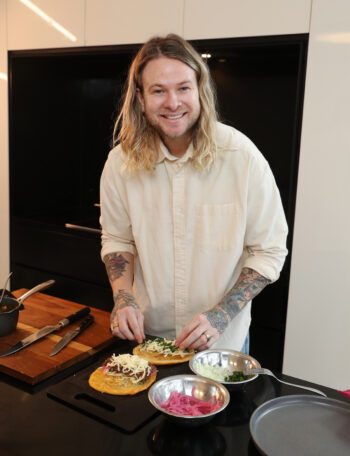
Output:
[{"xmin": 65, "ymin": 223, "xmax": 101, "ymax": 234}]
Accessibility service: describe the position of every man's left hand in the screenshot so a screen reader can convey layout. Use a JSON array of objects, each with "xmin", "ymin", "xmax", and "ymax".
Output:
[
  {"xmin": 175, "ymin": 313, "xmax": 221, "ymax": 351},
  {"xmin": 176, "ymin": 269, "xmax": 270, "ymax": 351}
]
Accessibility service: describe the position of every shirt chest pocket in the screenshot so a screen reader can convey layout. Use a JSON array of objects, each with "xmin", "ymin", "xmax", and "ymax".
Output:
[{"xmin": 195, "ymin": 203, "xmax": 245, "ymax": 252}]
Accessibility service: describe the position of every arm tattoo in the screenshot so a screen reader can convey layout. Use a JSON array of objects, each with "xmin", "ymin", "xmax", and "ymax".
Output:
[
  {"xmin": 111, "ymin": 289, "xmax": 140, "ymax": 325},
  {"xmin": 113, "ymin": 289, "xmax": 139, "ymax": 311},
  {"xmin": 105, "ymin": 253, "xmax": 130, "ymax": 282},
  {"xmin": 204, "ymin": 268, "xmax": 270, "ymax": 334}
]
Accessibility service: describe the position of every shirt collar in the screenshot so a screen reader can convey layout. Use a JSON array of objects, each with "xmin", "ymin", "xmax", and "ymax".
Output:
[{"xmin": 156, "ymin": 140, "xmax": 194, "ymax": 164}]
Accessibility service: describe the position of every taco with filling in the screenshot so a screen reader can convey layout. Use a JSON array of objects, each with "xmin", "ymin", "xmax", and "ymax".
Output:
[
  {"xmin": 133, "ymin": 337, "xmax": 195, "ymax": 365},
  {"xmin": 88, "ymin": 353, "xmax": 157, "ymax": 395}
]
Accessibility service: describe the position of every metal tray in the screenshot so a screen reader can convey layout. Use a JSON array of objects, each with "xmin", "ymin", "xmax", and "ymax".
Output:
[{"xmin": 250, "ymin": 394, "xmax": 350, "ymax": 456}]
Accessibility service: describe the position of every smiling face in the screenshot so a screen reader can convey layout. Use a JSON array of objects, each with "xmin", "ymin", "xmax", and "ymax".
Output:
[{"xmin": 136, "ymin": 57, "xmax": 201, "ymax": 157}]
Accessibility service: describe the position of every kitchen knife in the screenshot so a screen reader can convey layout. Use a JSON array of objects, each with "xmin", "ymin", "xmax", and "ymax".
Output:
[
  {"xmin": 0, "ymin": 307, "xmax": 90, "ymax": 357},
  {"xmin": 49, "ymin": 314, "xmax": 94, "ymax": 356}
]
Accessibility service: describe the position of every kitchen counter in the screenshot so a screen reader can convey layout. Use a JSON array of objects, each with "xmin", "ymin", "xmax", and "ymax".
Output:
[{"xmin": 0, "ymin": 340, "xmax": 347, "ymax": 456}]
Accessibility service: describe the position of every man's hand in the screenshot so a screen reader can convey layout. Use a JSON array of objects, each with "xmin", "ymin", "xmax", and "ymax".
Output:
[
  {"xmin": 176, "ymin": 268, "xmax": 270, "ymax": 351},
  {"xmin": 175, "ymin": 313, "xmax": 220, "ymax": 351},
  {"xmin": 110, "ymin": 289, "xmax": 145, "ymax": 344}
]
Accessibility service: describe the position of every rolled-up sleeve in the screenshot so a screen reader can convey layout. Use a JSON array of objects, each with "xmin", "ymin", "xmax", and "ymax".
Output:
[
  {"xmin": 243, "ymin": 154, "xmax": 288, "ymax": 282},
  {"xmin": 100, "ymin": 149, "xmax": 136, "ymax": 261}
]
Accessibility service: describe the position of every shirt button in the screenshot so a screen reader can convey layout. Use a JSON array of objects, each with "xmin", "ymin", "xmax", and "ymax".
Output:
[{"xmin": 176, "ymin": 207, "xmax": 182, "ymax": 213}]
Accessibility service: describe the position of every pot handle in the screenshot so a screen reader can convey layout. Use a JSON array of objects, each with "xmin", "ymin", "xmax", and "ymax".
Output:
[{"xmin": 17, "ymin": 279, "xmax": 55, "ymax": 305}]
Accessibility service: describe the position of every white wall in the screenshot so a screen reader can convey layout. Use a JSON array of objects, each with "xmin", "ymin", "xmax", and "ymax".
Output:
[
  {"xmin": 184, "ymin": 0, "xmax": 311, "ymax": 39},
  {"xmin": 283, "ymin": 0, "xmax": 350, "ymax": 390},
  {"xmin": 0, "ymin": 0, "xmax": 9, "ymax": 286},
  {"xmin": 0, "ymin": 0, "xmax": 348, "ymax": 390},
  {"xmin": 85, "ymin": 0, "xmax": 184, "ymax": 45},
  {"xmin": 7, "ymin": 0, "xmax": 85, "ymax": 49}
]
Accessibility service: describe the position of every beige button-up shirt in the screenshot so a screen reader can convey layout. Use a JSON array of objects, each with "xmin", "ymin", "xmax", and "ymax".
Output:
[{"xmin": 100, "ymin": 122, "xmax": 288, "ymax": 350}]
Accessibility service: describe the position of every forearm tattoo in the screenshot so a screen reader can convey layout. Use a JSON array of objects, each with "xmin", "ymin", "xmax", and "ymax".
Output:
[
  {"xmin": 204, "ymin": 268, "xmax": 270, "ymax": 334},
  {"xmin": 113, "ymin": 289, "xmax": 139, "ymax": 311},
  {"xmin": 105, "ymin": 253, "xmax": 130, "ymax": 282}
]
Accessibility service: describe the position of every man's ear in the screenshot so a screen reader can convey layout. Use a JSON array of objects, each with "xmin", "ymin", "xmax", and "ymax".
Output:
[{"xmin": 136, "ymin": 88, "xmax": 145, "ymax": 112}]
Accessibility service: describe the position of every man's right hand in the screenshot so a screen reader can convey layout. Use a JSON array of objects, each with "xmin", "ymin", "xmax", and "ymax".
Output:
[{"xmin": 110, "ymin": 289, "xmax": 145, "ymax": 343}]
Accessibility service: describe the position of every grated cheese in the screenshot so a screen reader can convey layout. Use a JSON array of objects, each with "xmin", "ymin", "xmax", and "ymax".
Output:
[{"xmin": 105, "ymin": 353, "xmax": 151, "ymax": 384}]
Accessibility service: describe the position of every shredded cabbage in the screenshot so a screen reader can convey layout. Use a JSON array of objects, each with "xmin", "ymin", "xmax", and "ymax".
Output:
[{"xmin": 194, "ymin": 362, "xmax": 230, "ymax": 382}]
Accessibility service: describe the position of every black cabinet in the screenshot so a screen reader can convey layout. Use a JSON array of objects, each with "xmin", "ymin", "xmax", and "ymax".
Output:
[{"xmin": 11, "ymin": 218, "xmax": 112, "ymax": 311}]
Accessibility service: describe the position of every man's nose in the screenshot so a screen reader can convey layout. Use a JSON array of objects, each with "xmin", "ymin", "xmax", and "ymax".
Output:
[{"xmin": 164, "ymin": 91, "xmax": 180, "ymax": 110}]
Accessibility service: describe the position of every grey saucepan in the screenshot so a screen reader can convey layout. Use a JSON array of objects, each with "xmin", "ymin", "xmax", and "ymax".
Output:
[{"xmin": 0, "ymin": 280, "xmax": 55, "ymax": 337}]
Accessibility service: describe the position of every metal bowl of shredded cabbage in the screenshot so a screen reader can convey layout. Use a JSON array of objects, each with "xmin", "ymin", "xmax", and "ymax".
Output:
[
  {"xmin": 148, "ymin": 374, "xmax": 230, "ymax": 426},
  {"xmin": 189, "ymin": 349, "xmax": 261, "ymax": 390}
]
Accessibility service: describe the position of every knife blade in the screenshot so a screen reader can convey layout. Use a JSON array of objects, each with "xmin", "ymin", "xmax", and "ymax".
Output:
[
  {"xmin": 0, "ymin": 307, "xmax": 90, "ymax": 357},
  {"xmin": 49, "ymin": 314, "xmax": 94, "ymax": 356}
]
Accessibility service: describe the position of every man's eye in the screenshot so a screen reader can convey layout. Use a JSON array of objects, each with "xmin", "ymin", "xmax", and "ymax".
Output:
[{"xmin": 153, "ymin": 89, "xmax": 163, "ymax": 94}]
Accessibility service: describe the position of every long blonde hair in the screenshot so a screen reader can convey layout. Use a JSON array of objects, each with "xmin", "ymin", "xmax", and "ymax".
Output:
[{"xmin": 113, "ymin": 34, "xmax": 219, "ymax": 172}]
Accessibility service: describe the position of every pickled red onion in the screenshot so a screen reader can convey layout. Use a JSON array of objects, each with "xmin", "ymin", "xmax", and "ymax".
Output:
[{"xmin": 159, "ymin": 390, "xmax": 222, "ymax": 416}]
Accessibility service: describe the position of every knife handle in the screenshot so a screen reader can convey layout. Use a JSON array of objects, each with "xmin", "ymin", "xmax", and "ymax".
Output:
[
  {"xmin": 63, "ymin": 307, "xmax": 90, "ymax": 326},
  {"xmin": 78, "ymin": 314, "xmax": 94, "ymax": 331}
]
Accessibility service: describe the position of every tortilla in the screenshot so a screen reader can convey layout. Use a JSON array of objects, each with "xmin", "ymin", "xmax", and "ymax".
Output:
[
  {"xmin": 133, "ymin": 338, "xmax": 195, "ymax": 365},
  {"xmin": 88, "ymin": 354, "xmax": 157, "ymax": 395}
]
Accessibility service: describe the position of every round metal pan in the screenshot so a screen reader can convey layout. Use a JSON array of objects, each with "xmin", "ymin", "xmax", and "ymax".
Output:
[{"xmin": 250, "ymin": 394, "xmax": 350, "ymax": 456}]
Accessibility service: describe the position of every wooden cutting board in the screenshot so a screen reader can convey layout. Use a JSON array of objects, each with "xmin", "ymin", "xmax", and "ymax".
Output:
[{"xmin": 0, "ymin": 289, "xmax": 114, "ymax": 384}]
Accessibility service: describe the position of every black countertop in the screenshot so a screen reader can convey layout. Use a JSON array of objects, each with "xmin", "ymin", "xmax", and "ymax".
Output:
[{"xmin": 0, "ymin": 340, "xmax": 347, "ymax": 456}]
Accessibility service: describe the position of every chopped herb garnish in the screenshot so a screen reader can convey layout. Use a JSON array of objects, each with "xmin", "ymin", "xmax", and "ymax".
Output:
[
  {"xmin": 224, "ymin": 371, "xmax": 249, "ymax": 382},
  {"xmin": 145, "ymin": 338, "xmax": 189, "ymax": 354}
]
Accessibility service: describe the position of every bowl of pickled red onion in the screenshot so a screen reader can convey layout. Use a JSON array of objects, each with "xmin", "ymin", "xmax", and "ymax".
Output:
[{"xmin": 148, "ymin": 374, "xmax": 230, "ymax": 426}]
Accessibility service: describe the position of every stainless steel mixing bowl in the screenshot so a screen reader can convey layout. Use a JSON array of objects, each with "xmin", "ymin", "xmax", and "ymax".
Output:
[
  {"xmin": 189, "ymin": 349, "xmax": 261, "ymax": 390},
  {"xmin": 148, "ymin": 374, "xmax": 230, "ymax": 426}
]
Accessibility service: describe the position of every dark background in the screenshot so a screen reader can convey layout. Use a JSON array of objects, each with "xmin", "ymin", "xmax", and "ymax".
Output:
[{"xmin": 9, "ymin": 34, "xmax": 308, "ymax": 371}]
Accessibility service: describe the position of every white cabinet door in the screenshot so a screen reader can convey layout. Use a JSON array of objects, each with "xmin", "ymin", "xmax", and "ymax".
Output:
[
  {"xmin": 86, "ymin": 0, "xmax": 184, "ymax": 46},
  {"xmin": 184, "ymin": 0, "xmax": 312, "ymax": 40},
  {"xmin": 284, "ymin": 0, "xmax": 350, "ymax": 390},
  {"xmin": 7, "ymin": 0, "xmax": 85, "ymax": 50}
]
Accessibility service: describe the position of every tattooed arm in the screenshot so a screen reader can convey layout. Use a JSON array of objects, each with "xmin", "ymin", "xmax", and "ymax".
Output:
[
  {"xmin": 104, "ymin": 252, "xmax": 145, "ymax": 343},
  {"xmin": 175, "ymin": 268, "xmax": 270, "ymax": 351}
]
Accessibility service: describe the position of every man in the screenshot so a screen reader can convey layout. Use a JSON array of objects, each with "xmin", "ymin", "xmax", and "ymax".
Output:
[{"xmin": 100, "ymin": 34, "xmax": 288, "ymax": 353}]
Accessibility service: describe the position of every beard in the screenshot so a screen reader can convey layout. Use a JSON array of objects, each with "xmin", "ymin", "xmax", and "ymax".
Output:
[{"xmin": 143, "ymin": 111, "xmax": 200, "ymax": 145}]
